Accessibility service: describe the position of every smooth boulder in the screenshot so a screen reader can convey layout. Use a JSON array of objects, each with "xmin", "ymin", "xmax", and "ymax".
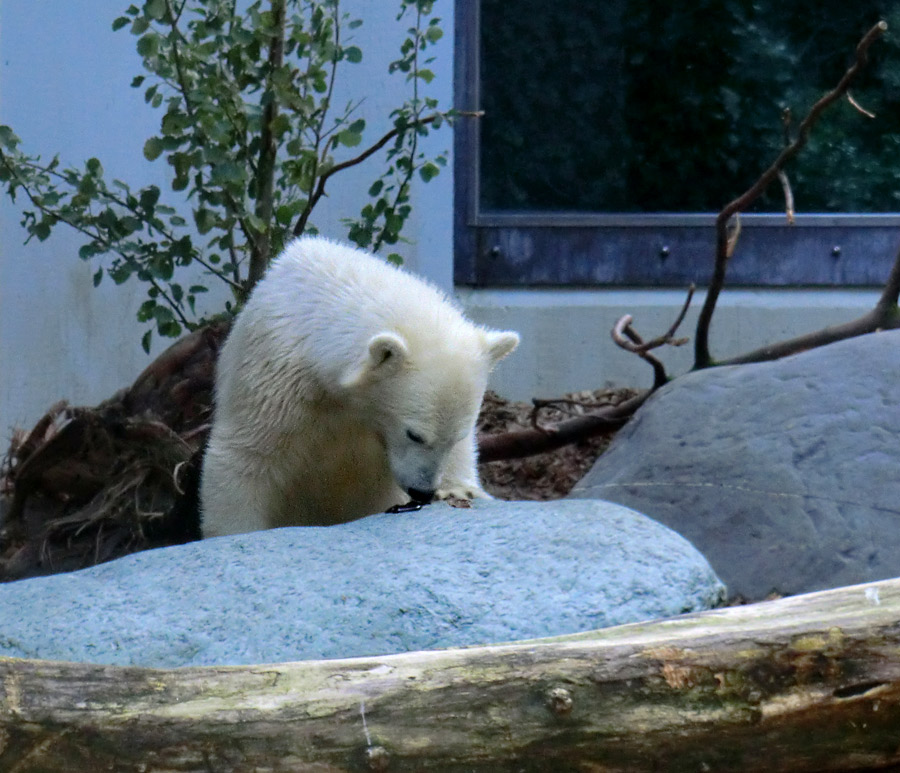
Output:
[
  {"xmin": 0, "ymin": 499, "xmax": 724, "ymax": 667},
  {"xmin": 573, "ymin": 331, "xmax": 900, "ymax": 600}
]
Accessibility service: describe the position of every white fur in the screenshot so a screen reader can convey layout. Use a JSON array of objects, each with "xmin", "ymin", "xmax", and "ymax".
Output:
[{"xmin": 200, "ymin": 236, "xmax": 519, "ymax": 537}]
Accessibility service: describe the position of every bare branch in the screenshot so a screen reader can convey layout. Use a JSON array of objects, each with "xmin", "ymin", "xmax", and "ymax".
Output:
[
  {"xmin": 477, "ymin": 391, "xmax": 649, "ymax": 463},
  {"xmin": 246, "ymin": 0, "xmax": 286, "ymax": 291},
  {"xmin": 694, "ymin": 20, "xmax": 888, "ymax": 370},
  {"xmin": 715, "ymin": 243, "xmax": 900, "ymax": 366},
  {"xmin": 875, "ymin": 242, "xmax": 900, "ymax": 312}
]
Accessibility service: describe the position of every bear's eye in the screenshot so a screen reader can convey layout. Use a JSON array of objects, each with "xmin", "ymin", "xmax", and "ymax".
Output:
[{"xmin": 406, "ymin": 429, "xmax": 426, "ymax": 445}]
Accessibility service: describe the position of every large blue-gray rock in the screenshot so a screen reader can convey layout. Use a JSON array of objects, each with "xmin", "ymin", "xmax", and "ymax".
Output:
[
  {"xmin": 0, "ymin": 499, "xmax": 724, "ymax": 667},
  {"xmin": 572, "ymin": 330, "xmax": 900, "ymax": 601}
]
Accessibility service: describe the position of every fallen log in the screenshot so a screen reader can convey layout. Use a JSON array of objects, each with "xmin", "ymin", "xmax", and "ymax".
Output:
[{"xmin": 2, "ymin": 577, "xmax": 900, "ymax": 771}]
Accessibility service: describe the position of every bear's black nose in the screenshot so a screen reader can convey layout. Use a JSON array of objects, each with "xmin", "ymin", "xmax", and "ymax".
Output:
[{"xmin": 407, "ymin": 487, "xmax": 435, "ymax": 504}]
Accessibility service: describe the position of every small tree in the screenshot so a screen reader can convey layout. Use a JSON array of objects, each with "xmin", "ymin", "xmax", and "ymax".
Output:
[{"xmin": 0, "ymin": 0, "xmax": 450, "ymax": 351}]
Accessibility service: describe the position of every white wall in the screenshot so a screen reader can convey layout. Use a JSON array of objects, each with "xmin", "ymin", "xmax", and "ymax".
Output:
[{"xmin": 0, "ymin": 0, "xmax": 453, "ymax": 437}]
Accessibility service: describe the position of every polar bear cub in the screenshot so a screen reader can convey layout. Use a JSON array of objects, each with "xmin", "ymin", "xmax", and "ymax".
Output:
[{"xmin": 200, "ymin": 236, "xmax": 519, "ymax": 537}]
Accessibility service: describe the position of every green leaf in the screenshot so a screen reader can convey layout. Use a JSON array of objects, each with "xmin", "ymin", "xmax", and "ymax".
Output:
[
  {"xmin": 418, "ymin": 161, "xmax": 440, "ymax": 182},
  {"xmin": 137, "ymin": 299, "xmax": 157, "ymax": 322},
  {"xmin": 337, "ymin": 129, "xmax": 362, "ymax": 147},
  {"xmin": 275, "ymin": 203, "xmax": 296, "ymax": 225},
  {"xmin": 0, "ymin": 125, "xmax": 20, "ymax": 149},
  {"xmin": 131, "ymin": 16, "xmax": 149, "ymax": 35},
  {"xmin": 139, "ymin": 186, "xmax": 160, "ymax": 213},
  {"xmin": 269, "ymin": 113, "xmax": 291, "ymax": 140},
  {"xmin": 136, "ymin": 34, "xmax": 159, "ymax": 57},
  {"xmin": 141, "ymin": 329, "xmax": 153, "ymax": 354},
  {"xmin": 194, "ymin": 208, "xmax": 216, "ymax": 234},
  {"xmin": 160, "ymin": 320, "xmax": 182, "ymax": 338},
  {"xmin": 143, "ymin": 137, "xmax": 164, "ymax": 161},
  {"xmin": 368, "ymin": 179, "xmax": 384, "ymax": 197},
  {"xmin": 344, "ymin": 46, "xmax": 363, "ymax": 63},
  {"xmin": 144, "ymin": 0, "xmax": 166, "ymax": 21},
  {"xmin": 86, "ymin": 157, "xmax": 103, "ymax": 177},
  {"xmin": 112, "ymin": 16, "xmax": 131, "ymax": 31},
  {"xmin": 32, "ymin": 221, "xmax": 52, "ymax": 241}
]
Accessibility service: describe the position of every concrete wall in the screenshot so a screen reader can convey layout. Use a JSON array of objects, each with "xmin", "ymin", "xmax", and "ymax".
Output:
[
  {"xmin": 461, "ymin": 287, "xmax": 881, "ymax": 400},
  {"xmin": 0, "ymin": 1, "xmax": 886, "ymax": 437}
]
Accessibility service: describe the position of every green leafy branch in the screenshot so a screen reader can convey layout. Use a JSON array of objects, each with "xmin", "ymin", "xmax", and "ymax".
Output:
[{"xmin": 0, "ymin": 0, "xmax": 452, "ymax": 351}]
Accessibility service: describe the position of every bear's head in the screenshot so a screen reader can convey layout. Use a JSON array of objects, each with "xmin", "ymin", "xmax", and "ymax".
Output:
[{"xmin": 338, "ymin": 325, "xmax": 519, "ymax": 502}]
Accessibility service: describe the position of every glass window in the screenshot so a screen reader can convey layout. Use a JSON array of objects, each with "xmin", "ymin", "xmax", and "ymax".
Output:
[{"xmin": 455, "ymin": 0, "xmax": 900, "ymax": 287}]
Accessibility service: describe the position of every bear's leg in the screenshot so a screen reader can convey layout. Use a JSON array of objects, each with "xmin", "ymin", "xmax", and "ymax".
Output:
[
  {"xmin": 200, "ymin": 445, "xmax": 276, "ymax": 537},
  {"xmin": 435, "ymin": 430, "xmax": 493, "ymax": 501}
]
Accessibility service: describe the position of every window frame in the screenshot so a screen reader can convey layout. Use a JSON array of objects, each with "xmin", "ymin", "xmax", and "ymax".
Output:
[{"xmin": 453, "ymin": 0, "xmax": 900, "ymax": 288}]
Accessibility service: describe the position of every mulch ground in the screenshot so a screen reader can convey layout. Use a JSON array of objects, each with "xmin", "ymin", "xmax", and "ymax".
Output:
[{"xmin": 477, "ymin": 388, "xmax": 638, "ymax": 501}]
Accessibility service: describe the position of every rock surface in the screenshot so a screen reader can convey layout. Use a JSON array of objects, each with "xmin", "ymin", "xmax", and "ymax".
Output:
[
  {"xmin": 0, "ymin": 499, "xmax": 724, "ymax": 667},
  {"xmin": 572, "ymin": 331, "xmax": 900, "ymax": 600}
]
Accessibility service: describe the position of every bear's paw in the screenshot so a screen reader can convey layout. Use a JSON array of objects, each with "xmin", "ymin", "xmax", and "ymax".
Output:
[{"xmin": 435, "ymin": 482, "xmax": 493, "ymax": 502}]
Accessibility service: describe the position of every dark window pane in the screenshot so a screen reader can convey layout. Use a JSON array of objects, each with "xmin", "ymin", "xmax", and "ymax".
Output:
[{"xmin": 479, "ymin": 0, "xmax": 900, "ymax": 213}]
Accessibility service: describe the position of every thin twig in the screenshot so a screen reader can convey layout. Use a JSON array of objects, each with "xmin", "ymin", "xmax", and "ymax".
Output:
[
  {"xmin": 528, "ymin": 396, "xmax": 624, "ymax": 433},
  {"xmin": 611, "ymin": 317, "xmax": 668, "ymax": 389},
  {"xmin": 609, "ymin": 285, "xmax": 694, "ymax": 390},
  {"xmin": 290, "ymin": 110, "xmax": 481, "ymax": 239},
  {"xmin": 292, "ymin": 112, "xmax": 436, "ymax": 238},
  {"xmin": 13, "ymin": 156, "xmax": 244, "ymax": 293},
  {"xmin": 847, "ymin": 91, "xmax": 876, "ymax": 119},
  {"xmin": 777, "ymin": 170, "xmax": 795, "ymax": 224},
  {"xmin": 0, "ymin": 151, "xmax": 192, "ymax": 329}
]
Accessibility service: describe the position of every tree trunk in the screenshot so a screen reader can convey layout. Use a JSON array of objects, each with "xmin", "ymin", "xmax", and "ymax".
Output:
[{"xmin": 2, "ymin": 577, "xmax": 900, "ymax": 771}]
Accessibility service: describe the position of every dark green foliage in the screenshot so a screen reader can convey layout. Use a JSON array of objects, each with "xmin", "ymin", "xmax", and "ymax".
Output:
[{"xmin": 480, "ymin": 0, "xmax": 900, "ymax": 213}]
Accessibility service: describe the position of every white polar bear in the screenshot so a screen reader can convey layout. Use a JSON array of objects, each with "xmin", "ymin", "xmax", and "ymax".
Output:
[{"xmin": 199, "ymin": 236, "xmax": 519, "ymax": 537}]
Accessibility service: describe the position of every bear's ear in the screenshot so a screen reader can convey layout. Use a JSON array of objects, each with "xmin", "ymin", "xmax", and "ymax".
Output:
[
  {"xmin": 339, "ymin": 332, "xmax": 409, "ymax": 388},
  {"xmin": 483, "ymin": 330, "xmax": 520, "ymax": 366}
]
